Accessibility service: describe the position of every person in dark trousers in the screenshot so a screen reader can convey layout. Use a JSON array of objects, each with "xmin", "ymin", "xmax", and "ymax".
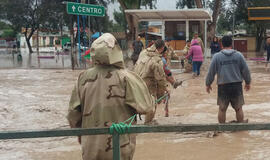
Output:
[
  {"xmin": 265, "ymin": 37, "xmax": 270, "ymax": 69},
  {"xmin": 131, "ymin": 36, "xmax": 144, "ymax": 65},
  {"xmin": 206, "ymin": 36, "xmax": 251, "ymax": 123},
  {"xmin": 210, "ymin": 36, "xmax": 221, "ymax": 57}
]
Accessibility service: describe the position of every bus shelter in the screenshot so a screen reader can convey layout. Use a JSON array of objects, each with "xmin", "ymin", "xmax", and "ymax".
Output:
[{"xmin": 125, "ymin": 9, "xmax": 212, "ymax": 53}]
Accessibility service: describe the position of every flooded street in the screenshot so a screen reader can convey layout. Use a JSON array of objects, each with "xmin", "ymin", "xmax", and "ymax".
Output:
[
  {"xmin": 0, "ymin": 48, "xmax": 72, "ymax": 69},
  {"xmin": 0, "ymin": 53, "xmax": 270, "ymax": 160}
]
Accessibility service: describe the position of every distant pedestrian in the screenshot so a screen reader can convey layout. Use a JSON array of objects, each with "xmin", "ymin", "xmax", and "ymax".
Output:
[
  {"xmin": 192, "ymin": 32, "xmax": 204, "ymax": 54},
  {"xmin": 185, "ymin": 39, "xmax": 204, "ymax": 77},
  {"xmin": 164, "ymin": 39, "xmax": 178, "ymax": 68},
  {"xmin": 205, "ymin": 35, "xmax": 251, "ymax": 123},
  {"xmin": 210, "ymin": 36, "xmax": 221, "ymax": 57},
  {"xmin": 264, "ymin": 37, "xmax": 270, "ymax": 69},
  {"xmin": 182, "ymin": 40, "xmax": 192, "ymax": 72},
  {"xmin": 131, "ymin": 36, "xmax": 144, "ymax": 65}
]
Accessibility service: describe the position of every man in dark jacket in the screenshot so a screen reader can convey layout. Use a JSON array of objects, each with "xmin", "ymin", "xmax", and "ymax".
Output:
[
  {"xmin": 131, "ymin": 36, "xmax": 144, "ymax": 65},
  {"xmin": 205, "ymin": 36, "xmax": 251, "ymax": 123}
]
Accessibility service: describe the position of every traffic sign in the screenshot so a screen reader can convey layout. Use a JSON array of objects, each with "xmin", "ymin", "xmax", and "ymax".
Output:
[{"xmin": 67, "ymin": 2, "xmax": 105, "ymax": 17}]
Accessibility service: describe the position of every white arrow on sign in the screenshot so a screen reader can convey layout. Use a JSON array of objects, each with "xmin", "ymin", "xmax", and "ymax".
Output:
[{"xmin": 72, "ymin": 5, "xmax": 76, "ymax": 12}]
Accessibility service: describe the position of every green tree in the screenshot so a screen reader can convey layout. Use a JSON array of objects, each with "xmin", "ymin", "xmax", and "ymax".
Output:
[
  {"xmin": 0, "ymin": 0, "xmax": 67, "ymax": 53},
  {"xmin": 111, "ymin": 0, "xmax": 157, "ymax": 40},
  {"xmin": 0, "ymin": 21, "xmax": 12, "ymax": 30},
  {"xmin": 176, "ymin": 0, "xmax": 196, "ymax": 8},
  {"xmin": 216, "ymin": 11, "xmax": 233, "ymax": 34},
  {"xmin": 112, "ymin": 7, "xmax": 127, "ymax": 32},
  {"xmin": 231, "ymin": 0, "xmax": 270, "ymax": 52},
  {"xmin": 1, "ymin": 29, "xmax": 16, "ymax": 38},
  {"xmin": 141, "ymin": 0, "xmax": 157, "ymax": 9}
]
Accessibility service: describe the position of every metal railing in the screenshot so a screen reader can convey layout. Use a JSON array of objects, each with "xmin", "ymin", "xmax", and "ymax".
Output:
[{"xmin": 1, "ymin": 123, "xmax": 270, "ymax": 160}]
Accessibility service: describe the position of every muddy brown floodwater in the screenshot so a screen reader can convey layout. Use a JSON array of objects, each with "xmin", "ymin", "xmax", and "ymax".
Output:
[{"xmin": 0, "ymin": 59, "xmax": 270, "ymax": 160}]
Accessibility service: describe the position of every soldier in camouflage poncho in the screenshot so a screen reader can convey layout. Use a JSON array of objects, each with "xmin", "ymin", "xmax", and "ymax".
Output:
[
  {"xmin": 67, "ymin": 33, "xmax": 155, "ymax": 160},
  {"xmin": 134, "ymin": 39, "xmax": 168, "ymax": 120},
  {"xmin": 134, "ymin": 39, "xmax": 168, "ymax": 100}
]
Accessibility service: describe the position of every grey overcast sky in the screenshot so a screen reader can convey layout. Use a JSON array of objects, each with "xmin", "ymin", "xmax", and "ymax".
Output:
[{"xmin": 107, "ymin": 0, "xmax": 177, "ymax": 21}]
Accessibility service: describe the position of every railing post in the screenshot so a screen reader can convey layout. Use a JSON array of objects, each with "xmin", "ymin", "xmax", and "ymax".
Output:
[{"xmin": 112, "ymin": 132, "xmax": 120, "ymax": 160}]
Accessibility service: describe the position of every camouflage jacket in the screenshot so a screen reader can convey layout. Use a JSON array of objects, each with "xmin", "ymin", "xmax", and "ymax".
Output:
[
  {"xmin": 67, "ymin": 33, "xmax": 155, "ymax": 160},
  {"xmin": 134, "ymin": 44, "xmax": 167, "ymax": 98}
]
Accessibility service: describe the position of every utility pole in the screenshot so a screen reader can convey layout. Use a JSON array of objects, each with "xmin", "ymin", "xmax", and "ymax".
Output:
[
  {"xmin": 37, "ymin": 26, "xmax": 40, "ymax": 68},
  {"xmin": 70, "ymin": 16, "xmax": 75, "ymax": 70},
  {"xmin": 36, "ymin": 0, "xmax": 40, "ymax": 67},
  {"xmin": 77, "ymin": 0, "xmax": 81, "ymax": 64},
  {"xmin": 232, "ymin": 2, "xmax": 236, "ymax": 49},
  {"xmin": 82, "ymin": 0, "xmax": 86, "ymax": 68}
]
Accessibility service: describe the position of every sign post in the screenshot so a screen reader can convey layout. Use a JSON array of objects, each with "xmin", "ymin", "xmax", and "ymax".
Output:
[
  {"xmin": 66, "ymin": 2, "xmax": 105, "ymax": 64},
  {"xmin": 67, "ymin": 2, "xmax": 105, "ymax": 17}
]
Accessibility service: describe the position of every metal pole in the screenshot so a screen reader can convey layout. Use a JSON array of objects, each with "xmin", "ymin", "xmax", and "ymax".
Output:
[
  {"xmin": 186, "ymin": 20, "xmax": 189, "ymax": 41},
  {"xmin": 37, "ymin": 27, "xmax": 40, "ymax": 68},
  {"xmin": 145, "ymin": 23, "xmax": 148, "ymax": 47},
  {"xmin": 88, "ymin": 16, "xmax": 91, "ymax": 48},
  {"xmin": 204, "ymin": 20, "xmax": 207, "ymax": 57},
  {"xmin": 161, "ymin": 20, "xmax": 165, "ymax": 40},
  {"xmin": 83, "ymin": 15, "xmax": 86, "ymax": 68},
  {"xmin": 77, "ymin": 0, "xmax": 81, "ymax": 63},
  {"xmin": 83, "ymin": 16, "xmax": 86, "ymax": 52},
  {"xmin": 70, "ymin": 16, "xmax": 75, "ymax": 70},
  {"xmin": 87, "ymin": 0, "xmax": 91, "ymax": 48},
  {"xmin": 232, "ymin": 10, "xmax": 235, "ymax": 49},
  {"xmin": 112, "ymin": 132, "xmax": 120, "ymax": 160}
]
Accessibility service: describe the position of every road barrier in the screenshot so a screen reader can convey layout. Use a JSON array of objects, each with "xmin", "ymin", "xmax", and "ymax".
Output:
[{"xmin": 1, "ymin": 123, "xmax": 270, "ymax": 160}]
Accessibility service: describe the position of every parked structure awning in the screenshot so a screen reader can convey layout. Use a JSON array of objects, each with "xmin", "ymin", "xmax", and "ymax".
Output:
[{"xmin": 125, "ymin": 9, "xmax": 212, "ymax": 21}]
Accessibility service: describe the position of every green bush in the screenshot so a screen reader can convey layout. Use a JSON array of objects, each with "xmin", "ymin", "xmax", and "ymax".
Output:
[{"xmin": 1, "ymin": 29, "xmax": 16, "ymax": 38}]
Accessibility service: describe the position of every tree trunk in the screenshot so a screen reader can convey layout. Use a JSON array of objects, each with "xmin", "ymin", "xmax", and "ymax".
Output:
[
  {"xmin": 256, "ymin": 25, "xmax": 266, "ymax": 53},
  {"xmin": 207, "ymin": 0, "xmax": 222, "ymax": 43},
  {"xmin": 25, "ymin": 38, "xmax": 33, "ymax": 54},
  {"xmin": 194, "ymin": 0, "xmax": 205, "ymax": 42},
  {"xmin": 118, "ymin": 0, "xmax": 138, "ymax": 40},
  {"xmin": 195, "ymin": 0, "xmax": 203, "ymax": 8},
  {"xmin": 24, "ymin": 28, "xmax": 36, "ymax": 54},
  {"xmin": 126, "ymin": 14, "xmax": 135, "ymax": 40}
]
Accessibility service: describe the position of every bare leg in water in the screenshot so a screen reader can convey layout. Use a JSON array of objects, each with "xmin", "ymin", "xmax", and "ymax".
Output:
[
  {"xmin": 218, "ymin": 106, "xmax": 227, "ymax": 123},
  {"xmin": 235, "ymin": 106, "xmax": 244, "ymax": 123}
]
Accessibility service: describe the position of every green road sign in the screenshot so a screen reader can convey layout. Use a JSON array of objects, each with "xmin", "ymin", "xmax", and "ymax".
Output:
[{"xmin": 67, "ymin": 2, "xmax": 105, "ymax": 17}]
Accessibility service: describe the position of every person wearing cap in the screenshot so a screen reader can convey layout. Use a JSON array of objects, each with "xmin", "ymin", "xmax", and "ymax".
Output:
[{"xmin": 67, "ymin": 33, "xmax": 155, "ymax": 160}]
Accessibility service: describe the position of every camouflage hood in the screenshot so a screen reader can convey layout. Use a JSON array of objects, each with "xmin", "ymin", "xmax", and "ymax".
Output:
[
  {"xmin": 91, "ymin": 33, "xmax": 124, "ymax": 68},
  {"xmin": 145, "ymin": 44, "xmax": 159, "ymax": 57}
]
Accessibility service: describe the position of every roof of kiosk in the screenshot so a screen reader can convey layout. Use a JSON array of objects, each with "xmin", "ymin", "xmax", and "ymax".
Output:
[{"xmin": 125, "ymin": 9, "xmax": 212, "ymax": 21}]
